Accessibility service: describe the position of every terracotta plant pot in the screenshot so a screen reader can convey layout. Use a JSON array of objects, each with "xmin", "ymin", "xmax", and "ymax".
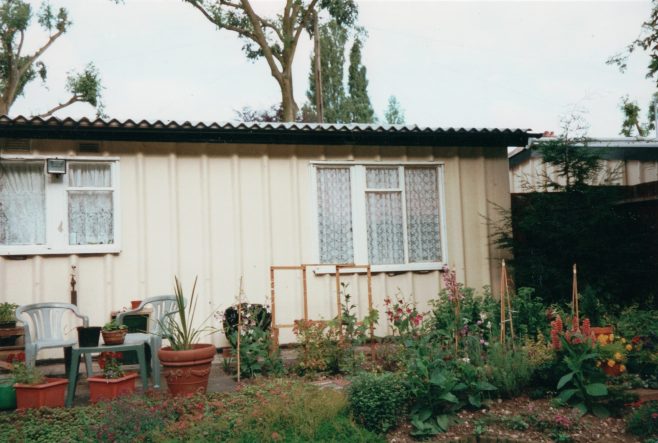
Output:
[
  {"xmin": 222, "ymin": 347, "xmax": 232, "ymax": 358},
  {"xmin": 88, "ymin": 372, "xmax": 138, "ymax": 403},
  {"xmin": 591, "ymin": 326, "xmax": 613, "ymax": 338},
  {"xmin": 603, "ymin": 363, "xmax": 622, "ymax": 377},
  {"xmin": 131, "ymin": 300, "xmax": 142, "ymax": 309},
  {"xmin": 14, "ymin": 378, "xmax": 68, "ymax": 409},
  {"xmin": 102, "ymin": 329, "xmax": 127, "ymax": 346},
  {"xmin": 158, "ymin": 343, "xmax": 216, "ymax": 396}
]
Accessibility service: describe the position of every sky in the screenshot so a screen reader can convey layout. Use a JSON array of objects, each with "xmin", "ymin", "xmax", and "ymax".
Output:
[{"xmin": 8, "ymin": 0, "xmax": 657, "ymax": 137}]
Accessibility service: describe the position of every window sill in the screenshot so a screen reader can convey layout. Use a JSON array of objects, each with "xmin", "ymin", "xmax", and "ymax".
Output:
[
  {"xmin": 312, "ymin": 263, "xmax": 444, "ymax": 275},
  {"xmin": 0, "ymin": 245, "xmax": 121, "ymax": 256}
]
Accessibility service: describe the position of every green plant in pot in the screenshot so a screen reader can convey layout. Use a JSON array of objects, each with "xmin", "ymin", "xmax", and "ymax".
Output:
[
  {"xmin": 11, "ymin": 362, "xmax": 68, "ymax": 409},
  {"xmin": 87, "ymin": 352, "xmax": 138, "ymax": 403},
  {"xmin": 157, "ymin": 276, "xmax": 217, "ymax": 396},
  {"xmin": 101, "ymin": 319, "xmax": 128, "ymax": 345},
  {"xmin": 0, "ymin": 303, "xmax": 18, "ymax": 328}
]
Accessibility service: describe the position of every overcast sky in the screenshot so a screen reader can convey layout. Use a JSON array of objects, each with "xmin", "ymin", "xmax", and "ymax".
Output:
[{"xmin": 8, "ymin": 0, "xmax": 656, "ymax": 137}]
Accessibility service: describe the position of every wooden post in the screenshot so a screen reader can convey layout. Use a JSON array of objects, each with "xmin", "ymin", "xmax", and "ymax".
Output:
[
  {"xmin": 335, "ymin": 265, "xmax": 342, "ymax": 324},
  {"xmin": 237, "ymin": 277, "xmax": 243, "ymax": 383},
  {"xmin": 572, "ymin": 264, "xmax": 579, "ymax": 330},
  {"xmin": 70, "ymin": 266, "xmax": 78, "ymax": 306},
  {"xmin": 302, "ymin": 265, "xmax": 309, "ymax": 321},
  {"xmin": 270, "ymin": 266, "xmax": 278, "ymax": 349},
  {"xmin": 313, "ymin": 11, "xmax": 323, "ymax": 123}
]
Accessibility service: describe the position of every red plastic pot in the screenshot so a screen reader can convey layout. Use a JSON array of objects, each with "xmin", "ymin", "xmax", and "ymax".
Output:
[
  {"xmin": 158, "ymin": 343, "xmax": 216, "ymax": 396},
  {"xmin": 14, "ymin": 378, "xmax": 68, "ymax": 409},
  {"xmin": 88, "ymin": 372, "xmax": 138, "ymax": 403}
]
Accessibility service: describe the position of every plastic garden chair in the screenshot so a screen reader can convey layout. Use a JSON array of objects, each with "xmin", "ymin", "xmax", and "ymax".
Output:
[
  {"xmin": 15, "ymin": 303, "xmax": 93, "ymax": 376},
  {"xmin": 115, "ymin": 295, "xmax": 179, "ymax": 389}
]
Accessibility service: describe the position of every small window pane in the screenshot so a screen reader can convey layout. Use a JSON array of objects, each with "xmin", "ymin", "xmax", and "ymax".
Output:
[
  {"xmin": 366, "ymin": 168, "xmax": 399, "ymax": 189},
  {"xmin": 69, "ymin": 163, "xmax": 111, "ymax": 187},
  {"xmin": 366, "ymin": 192, "xmax": 404, "ymax": 264},
  {"xmin": 405, "ymin": 168, "xmax": 441, "ymax": 262},
  {"xmin": 0, "ymin": 161, "xmax": 46, "ymax": 245},
  {"xmin": 68, "ymin": 191, "xmax": 114, "ymax": 245},
  {"xmin": 317, "ymin": 168, "xmax": 353, "ymax": 263}
]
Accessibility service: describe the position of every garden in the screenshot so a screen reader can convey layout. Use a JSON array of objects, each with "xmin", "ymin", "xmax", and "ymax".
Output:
[{"xmin": 0, "ymin": 267, "xmax": 657, "ymax": 443}]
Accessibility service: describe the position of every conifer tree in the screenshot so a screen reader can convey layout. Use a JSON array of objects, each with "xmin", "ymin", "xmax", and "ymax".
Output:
[{"xmin": 345, "ymin": 38, "xmax": 375, "ymax": 123}]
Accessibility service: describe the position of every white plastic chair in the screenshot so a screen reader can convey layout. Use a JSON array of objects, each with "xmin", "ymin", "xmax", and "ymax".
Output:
[
  {"xmin": 115, "ymin": 295, "xmax": 179, "ymax": 388},
  {"xmin": 15, "ymin": 303, "xmax": 94, "ymax": 376}
]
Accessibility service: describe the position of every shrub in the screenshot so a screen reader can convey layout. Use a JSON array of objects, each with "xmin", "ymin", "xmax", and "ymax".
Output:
[
  {"xmin": 626, "ymin": 401, "xmax": 658, "ymax": 438},
  {"xmin": 484, "ymin": 343, "xmax": 534, "ymax": 398},
  {"xmin": 348, "ymin": 372, "xmax": 408, "ymax": 434}
]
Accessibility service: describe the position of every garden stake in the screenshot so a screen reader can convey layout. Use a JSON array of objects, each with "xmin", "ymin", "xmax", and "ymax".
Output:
[
  {"xmin": 499, "ymin": 260, "xmax": 515, "ymax": 349},
  {"xmin": 572, "ymin": 264, "xmax": 579, "ymax": 331},
  {"xmin": 237, "ymin": 276, "xmax": 243, "ymax": 383}
]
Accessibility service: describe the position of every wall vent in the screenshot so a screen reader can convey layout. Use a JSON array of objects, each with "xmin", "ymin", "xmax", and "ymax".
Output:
[
  {"xmin": 2, "ymin": 138, "xmax": 31, "ymax": 151},
  {"xmin": 79, "ymin": 142, "xmax": 100, "ymax": 153}
]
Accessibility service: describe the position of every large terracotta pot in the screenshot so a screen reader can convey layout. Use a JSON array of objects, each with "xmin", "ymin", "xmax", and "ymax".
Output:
[
  {"xmin": 158, "ymin": 343, "xmax": 216, "ymax": 396},
  {"xmin": 14, "ymin": 378, "xmax": 68, "ymax": 409},
  {"xmin": 88, "ymin": 372, "xmax": 138, "ymax": 403}
]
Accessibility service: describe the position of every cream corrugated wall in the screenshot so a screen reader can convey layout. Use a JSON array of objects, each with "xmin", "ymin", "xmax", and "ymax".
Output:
[
  {"xmin": 1, "ymin": 140, "xmax": 510, "ymax": 354},
  {"xmin": 510, "ymin": 156, "xmax": 658, "ymax": 193}
]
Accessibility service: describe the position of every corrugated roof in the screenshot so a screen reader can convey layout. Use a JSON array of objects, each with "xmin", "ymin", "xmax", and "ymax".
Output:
[{"xmin": 0, "ymin": 115, "xmax": 540, "ymax": 147}]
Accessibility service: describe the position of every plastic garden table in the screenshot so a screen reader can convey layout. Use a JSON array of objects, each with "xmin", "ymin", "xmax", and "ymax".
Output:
[{"xmin": 65, "ymin": 342, "xmax": 148, "ymax": 407}]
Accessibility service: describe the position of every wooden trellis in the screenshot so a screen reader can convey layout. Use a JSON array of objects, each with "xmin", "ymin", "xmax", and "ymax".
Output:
[
  {"xmin": 499, "ymin": 259, "xmax": 516, "ymax": 348},
  {"xmin": 269, "ymin": 264, "xmax": 373, "ymax": 348}
]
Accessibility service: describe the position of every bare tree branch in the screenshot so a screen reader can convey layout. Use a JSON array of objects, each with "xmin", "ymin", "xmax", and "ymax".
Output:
[
  {"xmin": 38, "ymin": 95, "xmax": 78, "ymax": 118},
  {"xmin": 18, "ymin": 29, "xmax": 65, "ymax": 80}
]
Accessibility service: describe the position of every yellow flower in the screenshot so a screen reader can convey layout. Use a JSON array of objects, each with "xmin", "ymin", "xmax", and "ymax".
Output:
[
  {"xmin": 614, "ymin": 352, "xmax": 623, "ymax": 361},
  {"xmin": 598, "ymin": 335, "xmax": 608, "ymax": 345},
  {"xmin": 621, "ymin": 338, "xmax": 627, "ymax": 344},
  {"xmin": 626, "ymin": 344, "xmax": 632, "ymax": 351},
  {"xmin": 609, "ymin": 334, "xmax": 615, "ymax": 341},
  {"xmin": 620, "ymin": 364, "xmax": 626, "ymax": 373},
  {"xmin": 596, "ymin": 361, "xmax": 601, "ymax": 367},
  {"xmin": 607, "ymin": 359, "xmax": 615, "ymax": 367}
]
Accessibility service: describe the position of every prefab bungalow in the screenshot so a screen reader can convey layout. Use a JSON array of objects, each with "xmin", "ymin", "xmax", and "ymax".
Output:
[{"xmin": 0, "ymin": 116, "xmax": 538, "ymax": 351}]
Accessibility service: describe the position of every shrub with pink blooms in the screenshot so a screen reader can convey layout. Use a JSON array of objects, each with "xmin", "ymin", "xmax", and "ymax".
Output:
[{"xmin": 384, "ymin": 292, "xmax": 425, "ymax": 338}]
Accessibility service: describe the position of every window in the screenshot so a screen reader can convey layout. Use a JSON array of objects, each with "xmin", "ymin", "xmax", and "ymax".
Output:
[
  {"xmin": 0, "ymin": 157, "xmax": 120, "ymax": 255},
  {"xmin": 313, "ymin": 163, "xmax": 446, "ymax": 272}
]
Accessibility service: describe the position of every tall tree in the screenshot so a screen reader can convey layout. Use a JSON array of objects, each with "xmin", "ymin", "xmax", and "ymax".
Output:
[
  {"xmin": 608, "ymin": 1, "xmax": 658, "ymax": 136},
  {"xmin": 305, "ymin": 20, "xmax": 347, "ymax": 123},
  {"xmin": 345, "ymin": 37, "xmax": 374, "ymax": 123},
  {"xmin": 0, "ymin": 0, "xmax": 103, "ymax": 116},
  {"xmin": 183, "ymin": 0, "xmax": 357, "ymax": 122},
  {"xmin": 384, "ymin": 95, "xmax": 405, "ymax": 125}
]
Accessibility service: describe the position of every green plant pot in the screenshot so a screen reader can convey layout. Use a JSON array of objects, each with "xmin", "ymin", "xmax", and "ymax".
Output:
[
  {"xmin": 77, "ymin": 326, "xmax": 102, "ymax": 347},
  {"xmin": 0, "ymin": 381, "xmax": 16, "ymax": 410}
]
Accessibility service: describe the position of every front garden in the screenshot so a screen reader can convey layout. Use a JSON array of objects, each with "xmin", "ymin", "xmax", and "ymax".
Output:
[{"xmin": 1, "ymin": 269, "xmax": 657, "ymax": 442}]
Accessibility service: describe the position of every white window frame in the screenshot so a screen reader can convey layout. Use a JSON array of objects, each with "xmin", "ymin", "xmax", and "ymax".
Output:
[
  {"xmin": 310, "ymin": 161, "xmax": 448, "ymax": 274},
  {"xmin": 0, "ymin": 155, "xmax": 121, "ymax": 256}
]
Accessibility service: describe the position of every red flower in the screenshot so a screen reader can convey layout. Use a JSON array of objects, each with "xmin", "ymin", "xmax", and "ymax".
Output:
[{"xmin": 632, "ymin": 336, "xmax": 641, "ymax": 344}]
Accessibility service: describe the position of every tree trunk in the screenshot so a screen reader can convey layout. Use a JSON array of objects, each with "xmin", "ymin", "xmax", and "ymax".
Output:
[
  {"xmin": 0, "ymin": 101, "xmax": 8, "ymax": 116},
  {"xmin": 280, "ymin": 74, "xmax": 298, "ymax": 122}
]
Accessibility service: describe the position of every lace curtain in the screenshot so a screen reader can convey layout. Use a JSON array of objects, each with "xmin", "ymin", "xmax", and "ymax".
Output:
[
  {"xmin": 317, "ymin": 168, "xmax": 354, "ymax": 263},
  {"xmin": 366, "ymin": 168, "xmax": 404, "ymax": 265},
  {"xmin": 68, "ymin": 163, "xmax": 114, "ymax": 245},
  {"xmin": 0, "ymin": 161, "xmax": 46, "ymax": 245},
  {"xmin": 405, "ymin": 168, "xmax": 441, "ymax": 262}
]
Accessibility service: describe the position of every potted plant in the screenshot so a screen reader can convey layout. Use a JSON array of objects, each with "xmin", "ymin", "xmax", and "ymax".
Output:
[
  {"xmin": 101, "ymin": 320, "xmax": 128, "ymax": 345},
  {"xmin": 0, "ymin": 303, "xmax": 18, "ymax": 328},
  {"xmin": 76, "ymin": 326, "xmax": 102, "ymax": 347},
  {"xmin": 157, "ymin": 276, "xmax": 217, "ymax": 396},
  {"xmin": 87, "ymin": 352, "xmax": 138, "ymax": 403},
  {"xmin": 0, "ymin": 303, "xmax": 20, "ymax": 347},
  {"xmin": 12, "ymin": 362, "xmax": 68, "ymax": 409},
  {"xmin": 596, "ymin": 332, "xmax": 630, "ymax": 377}
]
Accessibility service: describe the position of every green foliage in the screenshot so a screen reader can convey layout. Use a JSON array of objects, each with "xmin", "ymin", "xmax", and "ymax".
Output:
[
  {"xmin": 513, "ymin": 287, "xmax": 549, "ymax": 338},
  {"xmin": 11, "ymin": 361, "xmax": 43, "ymax": 385},
  {"xmin": 484, "ymin": 343, "xmax": 534, "ymax": 398},
  {"xmin": 66, "ymin": 63, "xmax": 104, "ymax": 111},
  {"xmin": 345, "ymin": 38, "xmax": 375, "ymax": 123},
  {"xmin": 620, "ymin": 96, "xmax": 650, "ymax": 137},
  {"xmin": 556, "ymin": 334, "xmax": 609, "ymax": 417},
  {"xmin": 615, "ymin": 306, "xmax": 658, "ymax": 339},
  {"xmin": 159, "ymin": 276, "xmax": 216, "ymax": 351},
  {"xmin": 101, "ymin": 319, "xmax": 126, "ymax": 331},
  {"xmin": 384, "ymin": 95, "xmax": 405, "ymax": 124},
  {"xmin": 226, "ymin": 327, "xmax": 283, "ymax": 378},
  {"xmin": 626, "ymin": 401, "xmax": 658, "ymax": 438},
  {"xmin": 408, "ymin": 366, "xmax": 463, "ymax": 437},
  {"xmin": 0, "ymin": 302, "xmax": 17, "ymax": 323},
  {"xmin": 306, "ymin": 19, "xmax": 348, "ymax": 123},
  {"xmin": 348, "ymin": 372, "xmax": 409, "ymax": 434}
]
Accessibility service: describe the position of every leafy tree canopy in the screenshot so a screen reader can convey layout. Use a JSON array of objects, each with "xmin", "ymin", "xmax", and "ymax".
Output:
[
  {"xmin": 0, "ymin": 0, "xmax": 103, "ymax": 117},
  {"xmin": 384, "ymin": 95, "xmax": 405, "ymax": 125},
  {"xmin": 182, "ymin": 0, "xmax": 358, "ymax": 122}
]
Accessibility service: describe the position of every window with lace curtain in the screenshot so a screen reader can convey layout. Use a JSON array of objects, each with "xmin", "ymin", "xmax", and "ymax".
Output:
[
  {"xmin": 0, "ymin": 158, "xmax": 120, "ymax": 255},
  {"xmin": 313, "ymin": 163, "xmax": 446, "ymax": 272}
]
